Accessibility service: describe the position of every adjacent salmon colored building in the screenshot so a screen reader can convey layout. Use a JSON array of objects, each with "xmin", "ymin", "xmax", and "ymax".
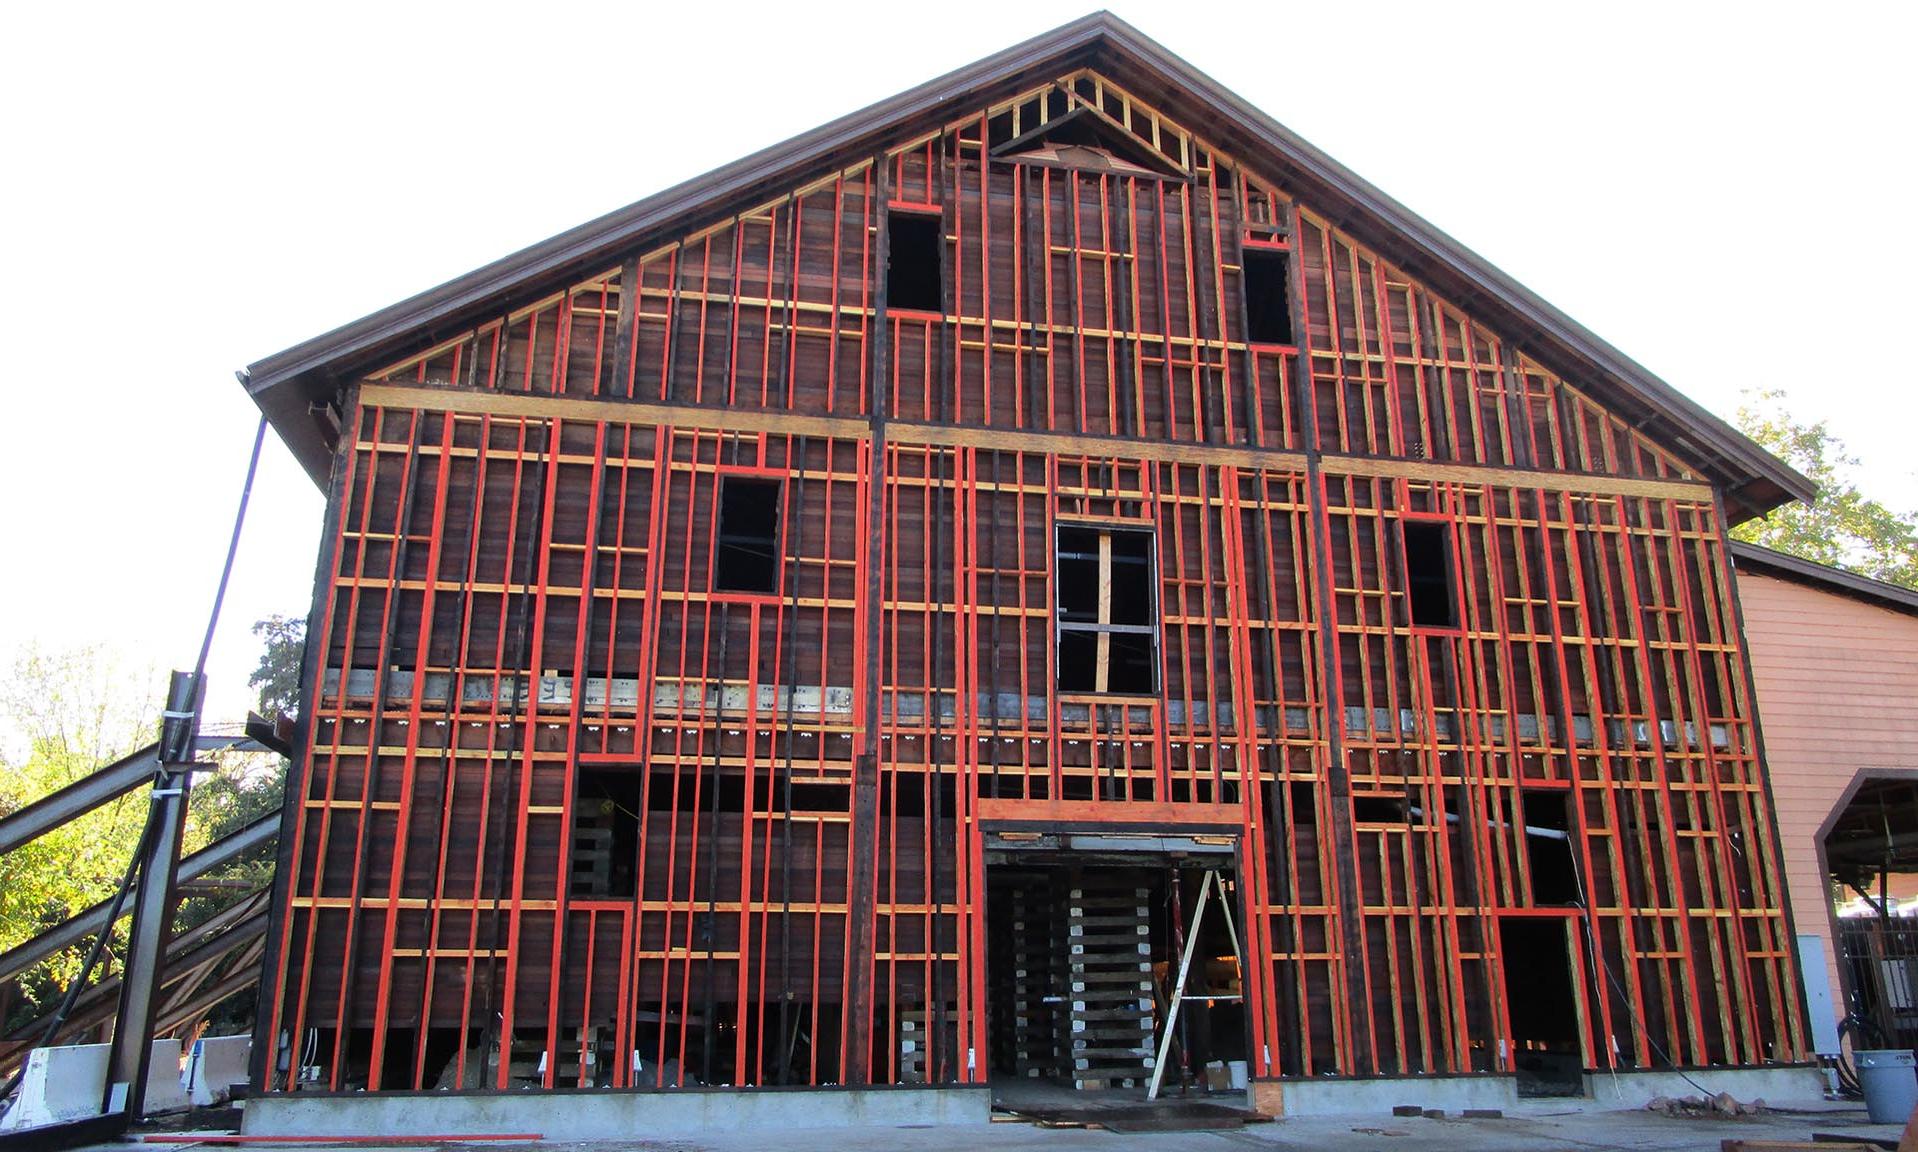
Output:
[{"xmin": 1734, "ymin": 542, "xmax": 1918, "ymax": 1054}]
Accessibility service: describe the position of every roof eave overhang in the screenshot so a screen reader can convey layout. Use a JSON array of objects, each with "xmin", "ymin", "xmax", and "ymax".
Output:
[
  {"xmin": 242, "ymin": 15, "xmax": 1117, "ymax": 485},
  {"xmin": 1730, "ymin": 541, "xmax": 1918, "ymax": 617},
  {"xmin": 243, "ymin": 12, "xmax": 1813, "ymax": 521}
]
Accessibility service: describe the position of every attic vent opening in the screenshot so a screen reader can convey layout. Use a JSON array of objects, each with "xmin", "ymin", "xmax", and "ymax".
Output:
[
  {"xmin": 886, "ymin": 210, "xmax": 943, "ymax": 313},
  {"xmin": 1242, "ymin": 248, "xmax": 1294, "ymax": 345},
  {"xmin": 1401, "ymin": 520, "xmax": 1457, "ymax": 628},
  {"xmin": 715, "ymin": 477, "xmax": 781, "ymax": 594}
]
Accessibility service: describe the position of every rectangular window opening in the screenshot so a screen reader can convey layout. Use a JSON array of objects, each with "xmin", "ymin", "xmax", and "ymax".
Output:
[
  {"xmin": 1056, "ymin": 525, "xmax": 1158, "ymax": 694},
  {"xmin": 1522, "ymin": 791, "xmax": 1580, "ymax": 906},
  {"xmin": 1401, "ymin": 520, "xmax": 1457, "ymax": 628},
  {"xmin": 886, "ymin": 210, "xmax": 943, "ymax": 313},
  {"xmin": 572, "ymin": 767, "xmax": 642, "ymax": 897},
  {"xmin": 1242, "ymin": 248, "xmax": 1294, "ymax": 345},
  {"xmin": 1352, "ymin": 793, "xmax": 1408, "ymax": 824},
  {"xmin": 716, "ymin": 476, "xmax": 781, "ymax": 594}
]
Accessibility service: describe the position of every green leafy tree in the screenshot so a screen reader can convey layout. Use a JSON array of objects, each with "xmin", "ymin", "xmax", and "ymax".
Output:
[
  {"xmin": 1733, "ymin": 389, "xmax": 1918, "ymax": 590},
  {"xmin": 0, "ymin": 640, "xmax": 288, "ymax": 1028},
  {"xmin": 248, "ymin": 614, "xmax": 307, "ymax": 722},
  {"xmin": 0, "ymin": 645, "xmax": 160, "ymax": 1010}
]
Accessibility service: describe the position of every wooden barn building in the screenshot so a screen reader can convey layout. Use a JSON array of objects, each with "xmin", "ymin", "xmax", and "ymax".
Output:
[{"xmin": 239, "ymin": 13, "xmax": 1824, "ymax": 1128}]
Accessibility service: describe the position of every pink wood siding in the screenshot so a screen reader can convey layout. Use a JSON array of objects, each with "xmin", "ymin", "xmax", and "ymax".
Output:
[{"xmin": 1739, "ymin": 570, "xmax": 1918, "ymax": 1023}]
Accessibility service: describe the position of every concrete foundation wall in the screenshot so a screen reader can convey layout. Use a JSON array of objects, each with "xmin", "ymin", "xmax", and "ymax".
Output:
[
  {"xmin": 1586, "ymin": 1065, "xmax": 1825, "ymax": 1107},
  {"xmin": 1262, "ymin": 1064, "xmax": 1824, "ymax": 1117},
  {"xmin": 243, "ymin": 1085, "xmax": 991, "ymax": 1138},
  {"xmin": 1271, "ymin": 1073, "xmax": 1520, "ymax": 1116}
]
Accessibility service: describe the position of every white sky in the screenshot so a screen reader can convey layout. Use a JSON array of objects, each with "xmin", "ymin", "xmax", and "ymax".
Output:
[{"xmin": 2, "ymin": 1, "xmax": 1912, "ymax": 734}]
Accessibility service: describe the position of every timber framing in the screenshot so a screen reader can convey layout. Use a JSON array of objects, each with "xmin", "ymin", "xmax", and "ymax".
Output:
[{"xmin": 240, "ymin": 12, "xmax": 1811, "ymax": 1102}]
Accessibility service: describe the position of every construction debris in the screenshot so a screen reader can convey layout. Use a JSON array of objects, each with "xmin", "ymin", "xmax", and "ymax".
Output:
[{"xmin": 1646, "ymin": 1093, "xmax": 1768, "ymax": 1117}]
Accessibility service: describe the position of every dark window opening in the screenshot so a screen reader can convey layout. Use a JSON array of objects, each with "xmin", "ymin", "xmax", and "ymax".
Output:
[
  {"xmin": 1522, "ymin": 792, "xmax": 1580, "ymax": 906},
  {"xmin": 1101, "ymin": 632, "xmax": 1154, "ymax": 693},
  {"xmin": 572, "ymin": 767, "xmax": 642, "ymax": 897},
  {"xmin": 1057, "ymin": 525, "xmax": 1158, "ymax": 694},
  {"xmin": 716, "ymin": 477, "xmax": 781, "ymax": 593},
  {"xmin": 1242, "ymin": 249, "xmax": 1294, "ymax": 345},
  {"xmin": 1352, "ymin": 794, "xmax": 1408, "ymax": 824},
  {"xmin": 1057, "ymin": 532, "xmax": 1100, "ymax": 622},
  {"xmin": 1289, "ymin": 780, "xmax": 1317, "ymax": 823},
  {"xmin": 1401, "ymin": 520, "xmax": 1457, "ymax": 628},
  {"xmin": 886, "ymin": 211, "xmax": 943, "ymax": 313}
]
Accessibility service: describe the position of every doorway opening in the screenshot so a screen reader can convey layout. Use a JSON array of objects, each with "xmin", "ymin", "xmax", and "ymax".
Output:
[
  {"xmin": 1499, "ymin": 917, "xmax": 1584, "ymax": 1097},
  {"xmin": 1823, "ymin": 774, "xmax": 1918, "ymax": 1053},
  {"xmin": 983, "ymin": 845, "xmax": 1249, "ymax": 1117}
]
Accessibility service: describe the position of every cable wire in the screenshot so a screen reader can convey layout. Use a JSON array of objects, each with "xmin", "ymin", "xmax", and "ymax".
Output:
[{"xmin": 197, "ymin": 414, "xmax": 268, "ymax": 682}]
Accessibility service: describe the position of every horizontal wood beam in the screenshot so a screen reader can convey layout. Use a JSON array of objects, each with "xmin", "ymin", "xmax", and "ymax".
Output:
[
  {"xmin": 358, "ymin": 382, "xmax": 1711, "ymax": 500},
  {"xmin": 979, "ymin": 797, "xmax": 1244, "ymax": 828}
]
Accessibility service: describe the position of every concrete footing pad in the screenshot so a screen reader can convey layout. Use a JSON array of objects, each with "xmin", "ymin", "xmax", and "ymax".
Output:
[{"xmin": 242, "ymin": 1085, "xmax": 991, "ymax": 1138}]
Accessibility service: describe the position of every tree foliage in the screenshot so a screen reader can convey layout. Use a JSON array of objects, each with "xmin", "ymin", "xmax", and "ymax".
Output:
[
  {"xmin": 249, "ymin": 614, "xmax": 307, "ymax": 722},
  {"xmin": 0, "ymin": 645, "xmax": 161, "ymax": 1001},
  {"xmin": 0, "ymin": 635, "xmax": 287, "ymax": 1025},
  {"xmin": 1732, "ymin": 389, "xmax": 1918, "ymax": 590}
]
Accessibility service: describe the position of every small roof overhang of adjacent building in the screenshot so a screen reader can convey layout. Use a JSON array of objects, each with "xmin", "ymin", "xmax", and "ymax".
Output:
[
  {"xmin": 239, "ymin": 11, "xmax": 1813, "ymax": 523},
  {"xmin": 1730, "ymin": 541, "xmax": 1918, "ymax": 618}
]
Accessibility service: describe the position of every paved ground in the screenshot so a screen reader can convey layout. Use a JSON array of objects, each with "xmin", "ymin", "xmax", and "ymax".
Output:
[{"xmin": 107, "ymin": 1098, "xmax": 1905, "ymax": 1152}]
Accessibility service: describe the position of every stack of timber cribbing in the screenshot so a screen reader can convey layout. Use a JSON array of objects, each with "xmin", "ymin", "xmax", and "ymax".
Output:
[
  {"xmin": 898, "ymin": 1001, "xmax": 958, "ymax": 1083},
  {"xmin": 1066, "ymin": 880, "xmax": 1155, "ymax": 1089},
  {"xmin": 569, "ymin": 823, "xmax": 614, "ymax": 896},
  {"xmin": 1004, "ymin": 877, "xmax": 1067, "ymax": 1078}
]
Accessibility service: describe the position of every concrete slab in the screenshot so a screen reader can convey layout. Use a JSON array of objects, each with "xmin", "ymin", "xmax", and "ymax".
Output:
[
  {"xmin": 108, "ymin": 1101, "xmax": 1895, "ymax": 1152},
  {"xmin": 242, "ymin": 1086, "xmax": 990, "ymax": 1139}
]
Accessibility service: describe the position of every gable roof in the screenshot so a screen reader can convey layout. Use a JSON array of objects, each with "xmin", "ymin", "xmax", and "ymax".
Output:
[
  {"xmin": 239, "ymin": 11, "xmax": 1812, "ymax": 521},
  {"xmin": 1731, "ymin": 541, "xmax": 1918, "ymax": 617}
]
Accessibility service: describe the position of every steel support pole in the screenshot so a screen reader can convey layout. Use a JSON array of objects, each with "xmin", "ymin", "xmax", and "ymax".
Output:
[{"xmin": 101, "ymin": 670, "xmax": 201, "ymax": 1118}]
